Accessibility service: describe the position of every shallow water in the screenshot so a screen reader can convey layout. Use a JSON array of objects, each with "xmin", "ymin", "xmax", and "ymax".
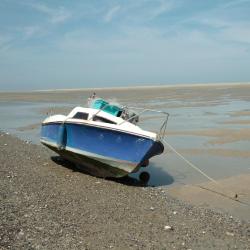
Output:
[{"xmin": 0, "ymin": 85, "xmax": 250, "ymax": 187}]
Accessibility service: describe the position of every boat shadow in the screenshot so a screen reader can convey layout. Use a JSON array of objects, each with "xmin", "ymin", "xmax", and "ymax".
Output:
[
  {"xmin": 51, "ymin": 156, "xmax": 174, "ymax": 187},
  {"xmin": 129, "ymin": 162, "xmax": 174, "ymax": 187}
]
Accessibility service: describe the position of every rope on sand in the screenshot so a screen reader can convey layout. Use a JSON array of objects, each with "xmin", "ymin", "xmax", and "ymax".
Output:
[{"xmin": 162, "ymin": 139, "xmax": 239, "ymax": 201}]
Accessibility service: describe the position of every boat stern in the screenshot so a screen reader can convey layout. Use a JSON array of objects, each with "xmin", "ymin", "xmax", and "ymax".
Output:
[{"xmin": 138, "ymin": 140, "xmax": 164, "ymax": 168}]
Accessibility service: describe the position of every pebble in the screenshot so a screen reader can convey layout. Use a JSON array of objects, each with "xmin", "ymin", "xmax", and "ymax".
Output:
[
  {"xmin": 1, "ymin": 131, "xmax": 249, "ymax": 250},
  {"xmin": 164, "ymin": 225, "xmax": 173, "ymax": 231},
  {"xmin": 18, "ymin": 229, "xmax": 24, "ymax": 236},
  {"xmin": 4, "ymin": 143, "xmax": 8, "ymax": 146},
  {"xmin": 226, "ymin": 232, "xmax": 234, "ymax": 236}
]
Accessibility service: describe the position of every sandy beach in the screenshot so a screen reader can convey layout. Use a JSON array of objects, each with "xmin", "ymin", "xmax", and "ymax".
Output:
[
  {"xmin": 1, "ymin": 132, "xmax": 250, "ymax": 249},
  {"xmin": 1, "ymin": 83, "xmax": 250, "ymax": 249}
]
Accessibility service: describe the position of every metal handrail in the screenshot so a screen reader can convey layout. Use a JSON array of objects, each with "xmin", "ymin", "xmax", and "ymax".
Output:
[
  {"xmin": 119, "ymin": 106, "xmax": 169, "ymax": 140},
  {"xmin": 87, "ymin": 102, "xmax": 111, "ymax": 121},
  {"xmin": 87, "ymin": 98, "xmax": 169, "ymax": 140}
]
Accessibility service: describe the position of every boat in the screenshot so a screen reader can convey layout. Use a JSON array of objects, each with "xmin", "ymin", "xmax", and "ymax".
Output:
[{"xmin": 40, "ymin": 96, "xmax": 169, "ymax": 180}]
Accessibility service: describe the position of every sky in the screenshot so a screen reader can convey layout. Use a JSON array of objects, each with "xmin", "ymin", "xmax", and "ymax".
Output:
[{"xmin": 0, "ymin": 0, "xmax": 250, "ymax": 91}]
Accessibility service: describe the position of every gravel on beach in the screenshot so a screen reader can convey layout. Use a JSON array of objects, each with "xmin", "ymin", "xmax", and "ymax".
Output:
[{"xmin": 0, "ymin": 132, "xmax": 249, "ymax": 249}]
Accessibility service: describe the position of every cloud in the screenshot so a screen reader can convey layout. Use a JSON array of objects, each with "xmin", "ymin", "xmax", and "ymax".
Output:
[
  {"xmin": 0, "ymin": 35, "xmax": 12, "ymax": 52},
  {"xmin": 148, "ymin": 0, "xmax": 176, "ymax": 20},
  {"xmin": 0, "ymin": 35, "xmax": 10, "ymax": 47},
  {"xmin": 177, "ymin": 0, "xmax": 250, "ymax": 45},
  {"xmin": 50, "ymin": 7, "xmax": 72, "ymax": 24},
  {"xmin": 1, "ymin": 0, "xmax": 250, "ymax": 90},
  {"xmin": 23, "ymin": 25, "xmax": 42, "ymax": 39},
  {"xmin": 112, "ymin": 0, "xmax": 177, "ymax": 23},
  {"xmin": 220, "ymin": 23, "xmax": 250, "ymax": 44},
  {"xmin": 198, "ymin": 16, "xmax": 250, "ymax": 44},
  {"xmin": 15, "ymin": 3, "xmax": 72, "ymax": 40},
  {"xmin": 221, "ymin": 0, "xmax": 250, "ymax": 9},
  {"xmin": 28, "ymin": 3, "xmax": 71, "ymax": 24},
  {"xmin": 104, "ymin": 5, "xmax": 121, "ymax": 23},
  {"xmin": 102, "ymin": 1, "xmax": 176, "ymax": 24}
]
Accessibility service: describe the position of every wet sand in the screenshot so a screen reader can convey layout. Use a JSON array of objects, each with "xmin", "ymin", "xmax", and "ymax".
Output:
[
  {"xmin": 0, "ymin": 132, "xmax": 249, "ymax": 249},
  {"xmin": 221, "ymin": 120, "xmax": 250, "ymax": 125},
  {"xmin": 166, "ymin": 128, "xmax": 250, "ymax": 145},
  {"xmin": 1, "ymin": 83, "xmax": 250, "ymax": 240},
  {"xmin": 168, "ymin": 174, "xmax": 250, "ymax": 221},
  {"xmin": 179, "ymin": 148, "xmax": 250, "ymax": 158},
  {"xmin": 0, "ymin": 82, "xmax": 249, "ymax": 104},
  {"xmin": 17, "ymin": 123, "xmax": 41, "ymax": 132},
  {"xmin": 0, "ymin": 84, "xmax": 250, "ymax": 169},
  {"xmin": 229, "ymin": 110, "xmax": 250, "ymax": 117}
]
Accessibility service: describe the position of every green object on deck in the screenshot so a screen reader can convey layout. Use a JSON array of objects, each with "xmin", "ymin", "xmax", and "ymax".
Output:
[{"xmin": 91, "ymin": 99, "xmax": 122, "ymax": 117}]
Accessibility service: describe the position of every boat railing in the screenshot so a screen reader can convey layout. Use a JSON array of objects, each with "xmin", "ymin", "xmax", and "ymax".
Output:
[
  {"xmin": 88, "ymin": 104, "xmax": 107, "ymax": 119},
  {"xmin": 88, "ymin": 99, "xmax": 169, "ymax": 140},
  {"xmin": 119, "ymin": 106, "xmax": 169, "ymax": 141}
]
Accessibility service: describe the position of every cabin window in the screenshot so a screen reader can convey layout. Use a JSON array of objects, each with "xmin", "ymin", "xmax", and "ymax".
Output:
[
  {"xmin": 93, "ymin": 115, "xmax": 116, "ymax": 124},
  {"xmin": 73, "ymin": 112, "xmax": 88, "ymax": 120}
]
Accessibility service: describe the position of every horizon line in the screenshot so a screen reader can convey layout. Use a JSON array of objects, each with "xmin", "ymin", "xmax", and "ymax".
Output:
[{"xmin": 0, "ymin": 81, "xmax": 250, "ymax": 93}]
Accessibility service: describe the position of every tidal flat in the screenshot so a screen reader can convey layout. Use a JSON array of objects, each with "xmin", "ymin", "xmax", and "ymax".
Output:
[{"xmin": 0, "ymin": 83, "xmax": 250, "ymax": 248}]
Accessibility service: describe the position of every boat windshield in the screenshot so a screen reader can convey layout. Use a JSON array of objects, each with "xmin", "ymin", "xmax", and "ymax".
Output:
[
  {"xmin": 88, "ymin": 97, "xmax": 169, "ymax": 140},
  {"xmin": 90, "ymin": 99, "xmax": 123, "ymax": 117}
]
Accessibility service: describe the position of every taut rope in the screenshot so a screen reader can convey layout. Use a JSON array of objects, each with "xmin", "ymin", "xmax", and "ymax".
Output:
[{"xmin": 162, "ymin": 139, "xmax": 241, "ymax": 201}]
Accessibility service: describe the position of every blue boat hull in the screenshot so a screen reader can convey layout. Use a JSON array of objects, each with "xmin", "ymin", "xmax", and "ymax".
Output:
[{"xmin": 40, "ymin": 122, "xmax": 164, "ymax": 178}]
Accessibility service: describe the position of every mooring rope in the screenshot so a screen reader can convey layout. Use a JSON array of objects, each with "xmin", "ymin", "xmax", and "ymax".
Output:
[{"xmin": 162, "ymin": 138, "xmax": 239, "ymax": 200}]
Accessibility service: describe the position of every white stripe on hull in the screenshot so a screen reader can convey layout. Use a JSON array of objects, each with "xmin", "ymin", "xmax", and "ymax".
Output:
[{"xmin": 40, "ymin": 138, "xmax": 138, "ymax": 174}]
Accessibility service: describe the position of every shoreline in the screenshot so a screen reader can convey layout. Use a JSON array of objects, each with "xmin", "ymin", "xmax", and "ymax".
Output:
[{"xmin": 0, "ymin": 131, "xmax": 249, "ymax": 249}]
